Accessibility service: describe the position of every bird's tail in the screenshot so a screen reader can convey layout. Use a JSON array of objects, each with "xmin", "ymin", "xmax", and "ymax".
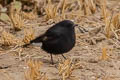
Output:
[{"xmin": 22, "ymin": 34, "xmax": 45, "ymax": 47}]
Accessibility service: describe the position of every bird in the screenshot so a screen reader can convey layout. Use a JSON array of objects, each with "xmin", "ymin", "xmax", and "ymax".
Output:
[{"xmin": 23, "ymin": 20, "xmax": 77, "ymax": 64}]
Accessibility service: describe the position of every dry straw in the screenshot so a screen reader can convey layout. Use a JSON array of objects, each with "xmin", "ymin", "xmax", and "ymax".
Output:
[
  {"xmin": 100, "ymin": 0, "xmax": 120, "ymax": 39},
  {"xmin": 0, "ymin": 69, "xmax": 15, "ymax": 80},
  {"xmin": 101, "ymin": 2, "xmax": 120, "ymax": 39},
  {"xmin": 24, "ymin": 59, "xmax": 48, "ymax": 80},
  {"xmin": 112, "ymin": 13, "xmax": 120, "ymax": 30},
  {"xmin": 9, "ymin": 2, "xmax": 24, "ymax": 31},
  {"xmin": 44, "ymin": 0, "xmax": 58, "ymax": 20},
  {"xmin": 23, "ymin": 27, "xmax": 35, "ymax": 44},
  {"xmin": 101, "ymin": 47, "xmax": 108, "ymax": 60},
  {"xmin": 44, "ymin": 0, "xmax": 70, "ymax": 20},
  {"xmin": 58, "ymin": 59, "xmax": 80, "ymax": 80},
  {"xmin": 22, "ymin": 11, "xmax": 37, "ymax": 20},
  {"xmin": 111, "ymin": 13, "xmax": 120, "ymax": 39},
  {"xmin": 101, "ymin": 0, "xmax": 112, "ymax": 38},
  {"xmin": 1, "ymin": 30, "xmax": 19, "ymax": 46},
  {"xmin": 61, "ymin": 0, "xmax": 67, "ymax": 19},
  {"xmin": 80, "ymin": 0, "xmax": 97, "ymax": 15}
]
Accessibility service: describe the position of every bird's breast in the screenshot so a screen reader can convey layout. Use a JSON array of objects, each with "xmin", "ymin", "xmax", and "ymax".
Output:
[{"xmin": 42, "ymin": 35, "xmax": 75, "ymax": 54}]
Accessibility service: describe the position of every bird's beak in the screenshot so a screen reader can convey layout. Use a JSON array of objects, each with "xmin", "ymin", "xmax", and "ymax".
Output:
[{"xmin": 74, "ymin": 24, "xmax": 78, "ymax": 27}]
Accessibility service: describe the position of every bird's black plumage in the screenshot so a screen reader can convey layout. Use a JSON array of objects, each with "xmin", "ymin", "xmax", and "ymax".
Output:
[{"xmin": 23, "ymin": 20, "xmax": 76, "ymax": 64}]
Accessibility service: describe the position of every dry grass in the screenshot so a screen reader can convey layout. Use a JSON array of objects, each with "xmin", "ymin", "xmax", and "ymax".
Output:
[
  {"xmin": 111, "ymin": 13, "xmax": 120, "ymax": 39},
  {"xmin": 100, "ymin": 47, "xmax": 108, "ymax": 60},
  {"xmin": 44, "ymin": 0, "xmax": 99, "ymax": 21},
  {"xmin": 60, "ymin": 0, "xmax": 67, "ymax": 19},
  {"xmin": 10, "ymin": 13, "xmax": 25, "ymax": 31},
  {"xmin": 8, "ymin": 2, "xmax": 25, "ymax": 31},
  {"xmin": 58, "ymin": 59, "xmax": 80, "ymax": 80},
  {"xmin": 100, "ymin": 0, "xmax": 111, "ymax": 38},
  {"xmin": 0, "ymin": 69, "xmax": 15, "ymax": 80},
  {"xmin": 101, "ymin": 0, "xmax": 108, "ymax": 23},
  {"xmin": 44, "ymin": 0, "xmax": 58, "ymax": 20},
  {"xmin": 100, "ymin": 0, "xmax": 120, "ymax": 39},
  {"xmin": 79, "ymin": 0, "xmax": 98, "ymax": 15},
  {"xmin": 23, "ymin": 27, "xmax": 35, "ymax": 44},
  {"xmin": 0, "ymin": 0, "xmax": 120, "ymax": 80},
  {"xmin": 102, "ymin": 9, "xmax": 120, "ymax": 39},
  {"xmin": 24, "ymin": 59, "xmax": 48, "ymax": 80},
  {"xmin": 0, "ymin": 30, "xmax": 19, "ymax": 46},
  {"xmin": 22, "ymin": 11, "xmax": 37, "ymax": 20},
  {"xmin": 44, "ymin": 0, "xmax": 73, "ymax": 21},
  {"xmin": 112, "ymin": 13, "xmax": 120, "ymax": 29}
]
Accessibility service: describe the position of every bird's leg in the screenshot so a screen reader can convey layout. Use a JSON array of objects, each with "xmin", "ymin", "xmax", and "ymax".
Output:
[
  {"xmin": 61, "ymin": 54, "xmax": 67, "ymax": 59},
  {"xmin": 50, "ymin": 54, "xmax": 54, "ymax": 64}
]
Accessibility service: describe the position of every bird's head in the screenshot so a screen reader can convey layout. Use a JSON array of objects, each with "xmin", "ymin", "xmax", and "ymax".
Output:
[{"xmin": 58, "ymin": 20, "xmax": 78, "ymax": 28}]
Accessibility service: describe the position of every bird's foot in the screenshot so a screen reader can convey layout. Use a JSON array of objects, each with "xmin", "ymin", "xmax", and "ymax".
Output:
[{"xmin": 61, "ymin": 54, "xmax": 67, "ymax": 60}]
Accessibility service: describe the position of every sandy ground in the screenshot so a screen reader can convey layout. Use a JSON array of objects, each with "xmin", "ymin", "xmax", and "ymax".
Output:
[{"xmin": 0, "ymin": 0, "xmax": 120, "ymax": 80}]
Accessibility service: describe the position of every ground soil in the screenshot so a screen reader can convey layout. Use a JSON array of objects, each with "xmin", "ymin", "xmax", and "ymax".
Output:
[{"xmin": 0, "ymin": 0, "xmax": 120, "ymax": 80}]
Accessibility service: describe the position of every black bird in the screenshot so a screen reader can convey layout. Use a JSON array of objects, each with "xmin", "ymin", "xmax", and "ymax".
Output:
[{"xmin": 23, "ymin": 20, "xmax": 77, "ymax": 64}]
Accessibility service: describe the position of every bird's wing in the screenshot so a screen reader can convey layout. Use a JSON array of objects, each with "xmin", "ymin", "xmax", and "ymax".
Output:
[
  {"xmin": 30, "ymin": 27, "xmax": 62, "ymax": 43},
  {"xmin": 23, "ymin": 26, "xmax": 65, "ymax": 47},
  {"xmin": 44, "ymin": 31, "xmax": 60, "ymax": 41},
  {"xmin": 44, "ymin": 26, "xmax": 65, "ymax": 41}
]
